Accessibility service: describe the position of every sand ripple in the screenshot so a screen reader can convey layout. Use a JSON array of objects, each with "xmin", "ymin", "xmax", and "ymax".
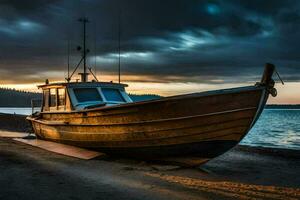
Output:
[{"xmin": 146, "ymin": 172, "xmax": 300, "ymax": 200}]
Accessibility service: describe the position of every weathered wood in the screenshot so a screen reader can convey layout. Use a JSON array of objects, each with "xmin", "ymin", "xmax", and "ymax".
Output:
[
  {"xmin": 14, "ymin": 138, "xmax": 104, "ymax": 159},
  {"xmin": 27, "ymin": 64, "xmax": 277, "ymax": 162},
  {"xmin": 261, "ymin": 63, "xmax": 275, "ymax": 85},
  {"xmin": 0, "ymin": 131, "xmax": 27, "ymax": 138},
  {"xmin": 29, "ymin": 87, "xmax": 266, "ymax": 157}
]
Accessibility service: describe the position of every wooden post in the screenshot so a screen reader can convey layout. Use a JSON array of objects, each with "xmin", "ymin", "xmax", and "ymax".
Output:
[
  {"xmin": 31, "ymin": 99, "xmax": 34, "ymax": 114},
  {"xmin": 260, "ymin": 63, "xmax": 275, "ymax": 85}
]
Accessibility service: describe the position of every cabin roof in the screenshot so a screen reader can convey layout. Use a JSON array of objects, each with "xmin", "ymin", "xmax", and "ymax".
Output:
[{"xmin": 38, "ymin": 81, "xmax": 128, "ymax": 89}]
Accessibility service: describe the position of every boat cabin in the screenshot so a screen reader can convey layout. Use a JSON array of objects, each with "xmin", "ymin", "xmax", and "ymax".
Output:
[{"xmin": 39, "ymin": 82, "xmax": 132, "ymax": 112}]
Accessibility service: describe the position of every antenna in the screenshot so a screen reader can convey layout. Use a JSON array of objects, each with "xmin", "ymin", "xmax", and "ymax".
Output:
[
  {"xmin": 79, "ymin": 17, "xmax": 89, "ymax": 82},
  {"xmin": 94, "ymin": 21, "xmax": 97, "ymax": 78},
  {"xmin": 65, "ymin": 38, "xmax": 71, "ymax": 82},
  {"xmin": 68, "ymin": 17, "xmax": 90, "ymax": 82},
  {"xmin": 67, "ymin": 38, "xmax": 70, "ymax": 82},
  {"xmin": 118, "ymin": 12, "xmax": 121, "ymax": 83}
]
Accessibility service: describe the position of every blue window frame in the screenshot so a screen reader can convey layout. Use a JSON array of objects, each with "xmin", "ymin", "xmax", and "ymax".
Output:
[
  {"xmin": 102, "ymin": 88, "xmax": 125, "ymax": 102},
  {"xmin": 73, "ymin": 88, "xmax": 102, "ymax": 103}
]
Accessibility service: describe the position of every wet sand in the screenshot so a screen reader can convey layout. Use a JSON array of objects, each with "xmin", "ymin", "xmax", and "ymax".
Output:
[{"xmin": 0, "ymin": 113, "xmax": 299, "ymax": 200}]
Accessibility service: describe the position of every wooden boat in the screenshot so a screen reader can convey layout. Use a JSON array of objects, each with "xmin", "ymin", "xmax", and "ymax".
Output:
[
  {"xmin": 27, "ymin": 19, "xmax": 278, "ymax": 161},
  {"xmin": 27, "ymin": 63, "xmax": 277, "ymax": 160}
]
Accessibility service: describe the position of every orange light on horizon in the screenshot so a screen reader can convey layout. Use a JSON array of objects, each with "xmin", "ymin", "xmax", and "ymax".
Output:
[
  {"xmin": 267, "ymin": 82, "xmax": 300, "ymax": 105},
  {"xmin": 0, "ymin": 81, "xmax": 299, "ymax": 105}
]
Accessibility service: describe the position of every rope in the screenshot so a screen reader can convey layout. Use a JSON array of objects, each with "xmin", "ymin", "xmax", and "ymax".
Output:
[{"xmin": 275, "ymin": 68, "xmax": 284, "ymax": 85}]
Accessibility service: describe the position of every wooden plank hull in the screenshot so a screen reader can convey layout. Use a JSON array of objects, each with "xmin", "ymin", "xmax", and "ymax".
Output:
[{"xmin": 28, "ymin": 85, "xmax": 269, "ymax": 160}]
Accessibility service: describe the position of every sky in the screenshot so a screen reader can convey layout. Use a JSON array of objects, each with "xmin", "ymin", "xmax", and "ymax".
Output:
[{"xmin": 0, "ymin": 0, "xmax": 299, "ymax": 104}]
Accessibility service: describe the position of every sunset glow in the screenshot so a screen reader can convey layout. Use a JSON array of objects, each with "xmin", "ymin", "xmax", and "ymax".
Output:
[
  {"xmin": 1, "ymin": 80, "xmax": 298, "ymax": 104},
  {"xmin": 0, "ymin": 0, "xmax": 299, "ymax": 105}
]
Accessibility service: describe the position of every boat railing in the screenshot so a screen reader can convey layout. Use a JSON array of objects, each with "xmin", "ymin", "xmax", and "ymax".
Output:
[{"xmin": 31, "ymin": 98, "xmax": 42, "ymax": 114}]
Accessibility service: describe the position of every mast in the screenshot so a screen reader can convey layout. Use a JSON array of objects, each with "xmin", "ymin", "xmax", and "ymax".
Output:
[
  {"xmin": 94, "ymin": 22, "xmax": 97, "ymax": 78},
  {"xmin": 118, "ymin": 12, "xmax": 121, "ymax": 83},
  {"xmin": 67, "ymin": 17, "xmax": 92, "ymax": 82},
  {"xmin": 79, "ymin": 17, "xmax": 89, "ymax": 82}
]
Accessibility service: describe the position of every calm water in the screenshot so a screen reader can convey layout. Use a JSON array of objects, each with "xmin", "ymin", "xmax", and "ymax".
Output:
[
  {"xmin": 0, "ymin": 107, "xmax": 34, "ymax": 115},
  {"xmin": 241, "ymin": 109, "xmax": 300, "ymax": 150},
  {"xmin": 0, "ymin": 108, "xmax": 299, "ymax": 150}
]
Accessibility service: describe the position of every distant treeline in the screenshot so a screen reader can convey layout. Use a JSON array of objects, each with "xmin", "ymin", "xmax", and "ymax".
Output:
[
  {"xmin": 0, "ymin": 88, "xmax": 161, "ymax": 107},
  {"xmin": 0, "ymin": 88, "xmax": 41, "ymax": 107},
  {"xmin": 1, "ymin": 88, "xmax": 298, "ymax": 108},
  {"xmin": 265, "ymin": 104, "xmax": 300, "ymax": 109}
]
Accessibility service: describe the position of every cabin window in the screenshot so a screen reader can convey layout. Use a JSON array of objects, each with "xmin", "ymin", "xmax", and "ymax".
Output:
[
  {"xmin": 49, "ymin": 89, "xmax": 57, "ymax": 107},
  {"xmin": 58, "ymin": 88, "xmax": 65, "ymax": 106},
  {"xmin": 43, "ymin": 89, "xmax": 50, "ymax": 111},
  {"xmin": 102, "ymin": 88, "xmax": 125, "ymax": 102},
  {"xmin": 73, "ymin": 88, "xmax": 102, "ymax": 103}
]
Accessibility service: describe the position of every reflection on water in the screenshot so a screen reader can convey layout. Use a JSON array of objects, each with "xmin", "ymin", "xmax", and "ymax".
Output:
[
  {"xmin": 242, "ymin": 109, "xmax": 300, "ymax": 150},
  {"xmin": 0, "ymin": 107, "xmax": 299, "ymax": 150}
]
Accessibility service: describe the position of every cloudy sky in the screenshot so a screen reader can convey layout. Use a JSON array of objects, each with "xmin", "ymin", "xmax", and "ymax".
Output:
[{"xmin": 0, "ymin": 0, "xmax": 299, "ymax": 103}]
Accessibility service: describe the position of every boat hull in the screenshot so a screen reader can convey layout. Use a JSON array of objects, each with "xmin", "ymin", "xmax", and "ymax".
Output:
[{"xmin": 28, "ymin": 85, "xmax": 269, "ymax": 159}]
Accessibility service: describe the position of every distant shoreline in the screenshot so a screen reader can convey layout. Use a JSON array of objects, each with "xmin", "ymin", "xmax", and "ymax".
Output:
[
  {"xmin": 265, "ymin": 104, "xmax": 300, "ymax": 109},
  {"xmin": 0, "ymin": 88, "xmax": 299, "ymax": 107}
]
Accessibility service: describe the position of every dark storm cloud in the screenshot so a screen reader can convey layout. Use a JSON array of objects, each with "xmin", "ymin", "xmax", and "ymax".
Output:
[
  {"xmin": 1, "ymin": 0, "xmax": 57, "ymax": 11},
  {"xmin": 0, "ymin": 0, "xmax": 300, "ymax": 84}
]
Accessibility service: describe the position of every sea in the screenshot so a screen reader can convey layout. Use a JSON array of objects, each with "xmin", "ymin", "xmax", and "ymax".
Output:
[
  {"xmin": 241, "ymin": 109, "xmax": 300, "ymax": 150},
  {"xmin": 0, "ymin": 108, "xmax": 299, "ymax": 150}
]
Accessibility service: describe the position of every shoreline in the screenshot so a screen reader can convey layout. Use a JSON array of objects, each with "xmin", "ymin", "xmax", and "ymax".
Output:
[
  {"xmin": 0, "ymin": 135, "xmax": 299, "ymax": 200},
  {"xmin": 235, "ymin": 145, "xmax": 300, "ymax": 159},
  {"xmin": 0, "ymin": 113, "xmax": 299, "ymax": 199}
]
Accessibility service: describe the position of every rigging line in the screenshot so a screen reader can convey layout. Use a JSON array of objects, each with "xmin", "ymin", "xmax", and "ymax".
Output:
[
  {"xmin": 275, "ymin": 68, "xmax": 284, "ymax": 85},
  {"xmin": 88, "ymin": 67, "xmax": 99, "ymax": 82},
  {"xmin": 69, "ymin": 56, "xmax": 84, "ymax": 80},
  {"xmin": 67, "ymin": 38, "xmax": 70, "ymax": 82}
]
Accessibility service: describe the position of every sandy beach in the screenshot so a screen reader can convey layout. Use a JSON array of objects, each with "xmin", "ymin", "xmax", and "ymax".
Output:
[{"xmin": 0, "ymin": 113, "xmax": 299, "ymax": 200}]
